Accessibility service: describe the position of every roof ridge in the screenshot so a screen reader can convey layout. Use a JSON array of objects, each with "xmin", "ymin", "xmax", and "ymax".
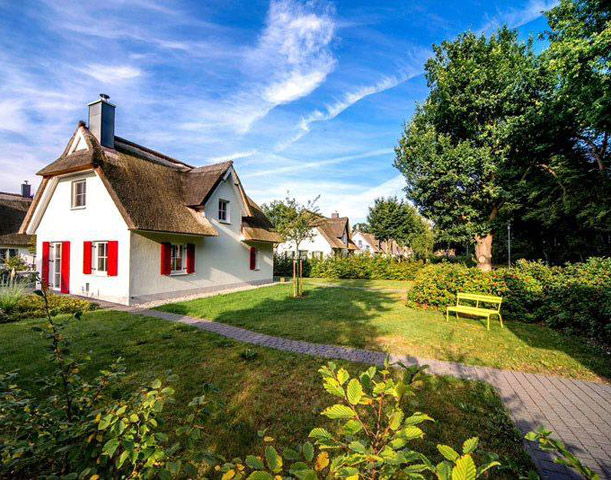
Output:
[
  {"xmin": 114, "ymin": 136, "xmax": 194, "ymax": 169},
  {"xmin": 0, "ymin": 191, "xmax": 31, "ymax": 199},
  {"xmin": 190, "ymin": 160, "xmax": 233, "ymax": 172}
]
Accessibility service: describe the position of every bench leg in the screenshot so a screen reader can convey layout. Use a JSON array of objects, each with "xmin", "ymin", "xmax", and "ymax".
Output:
[
  {"xmin": 487, "ymin": 315, "xmax": 490, "ymax": 331},
  {"xmin": 446, "ymin": 309, "xmax": 449, "ymax": 321},
  {"xmin": 498, "ymin": 313, "xmax": 504, "ymax": 328}
]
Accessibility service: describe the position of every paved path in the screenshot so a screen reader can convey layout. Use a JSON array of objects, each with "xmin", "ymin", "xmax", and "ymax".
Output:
[{"xmin": 128, "ymin": 307, "xmax": 611, "ymax": 479}]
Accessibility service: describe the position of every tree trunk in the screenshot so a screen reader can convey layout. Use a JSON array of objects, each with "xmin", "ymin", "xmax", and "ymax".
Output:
[{"xmin": 475, "ymin": 234, "xmax": 493, "ymax": 271}]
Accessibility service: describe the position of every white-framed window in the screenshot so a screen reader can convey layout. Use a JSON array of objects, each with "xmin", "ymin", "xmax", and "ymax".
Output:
[
  {"xmin": 253, "ymin": 247, "xmax": 260, "ymax": 270},
  {"xmin": 357, "ymin": 240, "xmax": 363, "ymax": 248},
  {"xmin": 92, "ymin": 241, "xmax": 108, "ymax": 274},
  {"xmin": 50, "ymin": 242, "xmax": 62, "ymax": 290},
  {"xmin": 171, "ymin": 244, "xmax": 186, "ymax": 274},
  {"xmin": 311, "ymin": 251, "xmax": 324, "ymax": 260},
  {"xmin": 71, "ymin": 179, "xmax": 86, "ymax": 209},
  {"xmin": 218, "ymin": 199, "xmax": 230, "ymax": 223},
  {"xmin": 0, "ymin": 248, "xmax": 19, "ymax": 262}
]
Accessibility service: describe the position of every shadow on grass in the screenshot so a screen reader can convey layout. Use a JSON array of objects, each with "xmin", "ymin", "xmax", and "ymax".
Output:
[{"xmin": 162, "ymin": 285, "xmax": 395, "ymax": 350}]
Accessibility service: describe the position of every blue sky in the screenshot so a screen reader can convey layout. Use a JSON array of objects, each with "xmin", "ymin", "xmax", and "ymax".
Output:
[{"xmin": 0, "ymin": 0, "xmax": 556, "ymax": 221}]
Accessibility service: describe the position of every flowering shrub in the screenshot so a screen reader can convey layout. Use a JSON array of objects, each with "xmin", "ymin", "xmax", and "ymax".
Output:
[{"xmin": 407, "ymin": 258, "xmax": 611, "ymax": 343}]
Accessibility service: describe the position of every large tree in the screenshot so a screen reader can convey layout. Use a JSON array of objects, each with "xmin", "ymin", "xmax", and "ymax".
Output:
[{"xmin": 394, "ymin": 28, "xmax": 544, "ymax": 270}]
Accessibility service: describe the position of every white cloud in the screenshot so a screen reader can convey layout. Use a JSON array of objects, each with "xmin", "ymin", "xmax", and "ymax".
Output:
[
  {"xmin": 479, "ymin": 0, "xmax": 558, "ymax": 33},
  {"xmin": 209, "ymin": 150, "xmax": 257, "ymax": 163},
  {"xmin": 0, "ymin": 99, "xmax": 29, "ymax": 133},
  {"xmin": 82, "ymin": 64, "xmax": 142, "ymax": 83},
  {"xmin": 182, "ymin": 0, "xmax": 337, "ymax": 135},
  {"xmin": 243, "ymin": 148, "xmax": 394, "ymax": 179},
  {"xmin": 275, "ymin": 72, "xmax": 418, "ymax": 151},
  {"xmin": 248, "ymin": 174, "xmax": 406, "ymax": 222}
]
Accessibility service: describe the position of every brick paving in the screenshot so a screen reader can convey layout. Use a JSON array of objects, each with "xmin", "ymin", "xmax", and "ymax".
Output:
[{"xmin": 124, "ymin": 307, "xmax": 610, "ymax": 479}]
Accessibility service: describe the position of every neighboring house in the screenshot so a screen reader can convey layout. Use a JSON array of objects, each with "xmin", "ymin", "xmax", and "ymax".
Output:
[
  {"xmin": 0, "ymin": 184, "xmax": 35, "ymax": 266},
  {"xmin": 352, "ymin": 231, "xmax": 381, "ymax": 255},
  {"xmin": 353, "ymin": 230, "xmax": 412, "ymax": 259},
  {"xmin": 276, "ymin": 212, "xmax": 358, "ymax": 259},
  {"xmin": 20, "ymin": 95, "xmax": 281, "ymax": 305}
]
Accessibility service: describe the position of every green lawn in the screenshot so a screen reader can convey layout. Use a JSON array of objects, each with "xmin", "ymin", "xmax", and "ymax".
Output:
[
  {"xmin": 1, "ymin": 311, "xmax": 533, "ymax": 478},
  {"xmin": 158, "ymin": 284, "xmax": 611, "ymax": 383}
]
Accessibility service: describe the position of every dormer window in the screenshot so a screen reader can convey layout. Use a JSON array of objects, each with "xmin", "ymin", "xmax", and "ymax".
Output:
[
  {"xmin": 71, "ymin": 179, "xmax": 86, "ymax": 209},
  {"xmin": 218, "ymin": 199, "xmax": 230, "ymax": 223}
]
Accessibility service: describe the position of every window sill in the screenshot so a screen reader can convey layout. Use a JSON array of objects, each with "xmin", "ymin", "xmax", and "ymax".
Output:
[
  {"xmin": 71, "ymin": 206, "xmax": 86, "ymax": 210},
  {"xmin": 218, "ymin": 220, "xmax": 231, "ymax": 225},
  {"xmin": 170, "ymin": 271, "xmax": 189, "ymax": 276},
  {"xmin": 92, "ymin": 271, "xmax": 108, "ymax": 277}
]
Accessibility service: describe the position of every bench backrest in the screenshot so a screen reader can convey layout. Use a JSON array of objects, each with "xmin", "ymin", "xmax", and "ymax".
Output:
[{"xmin": 457, "ymin": 292, "xmax": 502, "ymax": 311}]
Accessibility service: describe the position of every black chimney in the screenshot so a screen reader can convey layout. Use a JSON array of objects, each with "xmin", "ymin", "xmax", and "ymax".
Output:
[
  {"xmin": 88, "ymin": 94, "xmax": 115, "ymax": 148},
  {"xmin": 21, "ymin": 180, "xmax": 31, "ymax": 198},
  {"xmin": 331, "ymin": 211, "xmax": 340, "ymax": 219}
]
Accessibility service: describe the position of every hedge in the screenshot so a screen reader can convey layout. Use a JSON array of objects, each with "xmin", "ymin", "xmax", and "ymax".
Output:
[
  {"xmin": 0, "ymin": 292, "xmax": 98, "ymax": 323},
  {"xmin": 407, "ymin": 258, "xmax": 611, "ymax": 344}
]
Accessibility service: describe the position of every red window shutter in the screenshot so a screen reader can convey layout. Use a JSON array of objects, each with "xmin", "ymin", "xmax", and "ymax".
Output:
[
  {"xmin": 107, "ymin": 241, "xmax": 118, "ymax": 276},
  {"xmin": 249, "ymin": 246, "xmax": 256, "ymax": 270},
  {"xmin": 83, "ymin": 241, "xmax": 92, "ymax": 274},
  {"xmin": 41, "ymin": 241, "xmax": 50, "ymax": 288},
  {"xmin": 186, "ymin": 243, "xmax": 195, "ymax": 274},
  {"xmin": 160, "ymin": 242, "xmax": 171, "ymax": 275},
  {"xmin": 60, "ymin": 241, "xmax": 70, "ymax": 294}
]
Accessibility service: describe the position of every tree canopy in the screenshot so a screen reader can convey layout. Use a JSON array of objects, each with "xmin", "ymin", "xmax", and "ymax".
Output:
[{"xmin": 395, "ymin": 2, "xmax": 611, "ymax": 267}]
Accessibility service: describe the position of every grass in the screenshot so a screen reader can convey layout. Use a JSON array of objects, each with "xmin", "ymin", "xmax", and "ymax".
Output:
[
  {"xmin": 0, "ymin": 310, "xmax": 534, "ymax": 478},
  {"xmin": 157, "ymin": 283, "xmax": 611, "ymax": 383}
]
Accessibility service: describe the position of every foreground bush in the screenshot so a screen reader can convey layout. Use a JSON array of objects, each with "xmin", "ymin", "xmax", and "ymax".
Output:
[
  {"xmin": 0, "ymin": 290, "xmax": 98, "ymax": 323},
  {"xmin": 2, "ymin": 289, "xmax": 502, "ymax": 479},
  {"xmin": 407, "ymin": 258, "xmax": 611, "ymax": 343},
  {"xmin": 310, "ymin": 254, "xmax": 424, "ymax": 280}
]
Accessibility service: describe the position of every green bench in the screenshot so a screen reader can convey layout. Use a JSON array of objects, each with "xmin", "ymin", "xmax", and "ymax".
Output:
[{"xmin": 446, "ymin": 292, "xmax": 503, "ymax": 330}]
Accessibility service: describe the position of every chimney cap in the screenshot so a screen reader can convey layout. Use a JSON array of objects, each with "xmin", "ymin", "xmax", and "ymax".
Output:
[{"xmin": 87, "ymin": 94, "xmax": 116, "ymax": 107}]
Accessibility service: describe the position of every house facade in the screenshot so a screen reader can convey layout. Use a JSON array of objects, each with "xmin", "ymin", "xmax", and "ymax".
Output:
[
  {"xmin": 0, "ymin": 185, "xmax": 35, "ymax": 266},
  {"xmin": 20, "ymin": 95, "xmax": 281, "ymax": 305},
  {"xmin": 352, "ymin": 231, "xmax": 381, "ymax": 255},
  {"xmin": 353, "ymin": 230, "xmax": 412, "ymax": 258},
  {"xmin": 276, "ymin": 212, "xmax": 358, "ymax": 259}
]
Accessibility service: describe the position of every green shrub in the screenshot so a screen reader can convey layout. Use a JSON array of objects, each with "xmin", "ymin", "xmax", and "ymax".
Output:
[
  {"xmin": 274, "ymin": 253, "xmax": 312, "ymax": 277},
  {"xmin": 216, "ymin": 360, "xmax": 502, "ymax": 480},
  {"xmin": 0, "ymin": 284, "xmax": 27, "ymax": 318},
  {"xmin": 407, "ymin": 258, "xmax": 611, "ymax": 343},
  {"xmin": 309, "ymin": 254, "xmax": 423, "ymax": 280},
  {"xmin": 2, "ymin": 292, "xmax": 99, "ymax": 322}
]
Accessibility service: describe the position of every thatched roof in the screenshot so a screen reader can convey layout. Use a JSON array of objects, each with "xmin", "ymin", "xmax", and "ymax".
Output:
[
  {"xmin": 311, "ymin": 215, "xmax": 358, "ymax": 251},
  {"xmin": 242, "ymin": 197, "xmax": 283, "ymax": 243},
  {"xmin": 0, "ymin": 192, "xmax": 34, "ymax": 247},
  {"xmin": 356, "ymin": 232, "xmax": 381, "ymax": 253},
  {"xmin": 25, "ymin": 124, "xmax": 277, "ymax": 240}
]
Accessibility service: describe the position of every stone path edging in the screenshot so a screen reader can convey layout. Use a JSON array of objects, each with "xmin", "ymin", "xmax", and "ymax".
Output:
[{"xmin": 129, "ymin": 307, "xmax": 611, "ymax": 480}]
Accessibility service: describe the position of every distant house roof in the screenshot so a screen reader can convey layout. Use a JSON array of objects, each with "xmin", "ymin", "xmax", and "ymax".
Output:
[
  {"xmin": 311, "ymin": 215, "xmax": 358, "ymax": 251},
  {"xmin": 24, "ymin": 124, "xmax": 278, "ymax": 241},
  {"xmin": 0, "ymin": 192, "xmax": 34, "ymax": 247},
  {"xmin": 357, "ymin": 232, "xmax": 381, "ymax": 253}
]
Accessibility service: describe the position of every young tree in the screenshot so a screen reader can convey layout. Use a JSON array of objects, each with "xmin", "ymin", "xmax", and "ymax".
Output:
[
  {"xmin": 268, "ymin": 195, "xmax": 320, "ymax": 297},
  {"xmin": 395, "ymin": 28, "xmax": 542, "ymax": 270}
]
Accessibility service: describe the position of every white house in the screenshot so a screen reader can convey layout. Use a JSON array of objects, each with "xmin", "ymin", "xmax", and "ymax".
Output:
[
  {"xmin": 352, "ymin": 231, "xmax": 381, "ymax": 255},
  {"xmin": 20, "ymin": 95, "xmax": 281, "ymax": 305},
  {"xmin": 276, "ymin": 212, "xmax": 358, "ymax": 259},
  {"xmin": 352, "ymin": 230, "xmax": 412, "ymax": 258},
  {"xmin": 0, "ymin": 185, "xmax": 35, "ymax": 266}
]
